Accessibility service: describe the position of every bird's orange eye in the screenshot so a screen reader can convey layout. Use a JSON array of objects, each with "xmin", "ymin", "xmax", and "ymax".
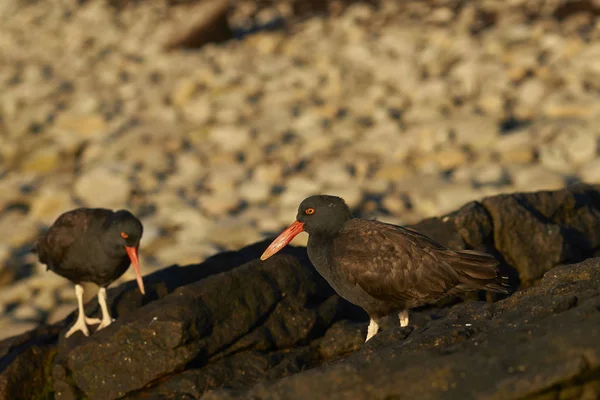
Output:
[
  {"xmin": 305, "ymin": 208, "xmax": 315, "ymax": 215},
  {"xmin": 120, "ymin": 232, "xmax": 129, "ymax": 239}
]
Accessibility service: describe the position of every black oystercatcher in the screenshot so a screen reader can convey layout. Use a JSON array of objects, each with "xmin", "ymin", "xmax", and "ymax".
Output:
[
  {"xmin": 261, "ymin": 195, "xmax": 509, "ymax": 342},
  {"xmin": 34, "ymin": 208, "xmax": 145, "ymax": 338}
]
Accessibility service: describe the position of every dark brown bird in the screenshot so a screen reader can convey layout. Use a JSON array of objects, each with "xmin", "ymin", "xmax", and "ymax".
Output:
[
  {"xmin": 261, "ymin": 195, "xmax": 509, "ymax": 342},
  {"xmin": 34, "ymin": 208, "xmax": 145, "ymax": 338}
]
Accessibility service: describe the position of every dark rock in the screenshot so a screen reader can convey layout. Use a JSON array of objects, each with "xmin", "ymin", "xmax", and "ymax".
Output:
[
  {"xmin": 482, "ymin": 183, "xmax": 600, "ymax": 285},
  {"xmin": 202, "ymin": 258, "xmax": 600, "ymax": 400},
  {"xmin": 2, "ymin": 186, "xmax": 600, "ymax": 400},
  {"xmin": 0, "ymin": 345, "xmax": 55, "ymax": 400},
  {"xmin": 52, "ymin": 254, "xmax": 330, "ymax": 400}
]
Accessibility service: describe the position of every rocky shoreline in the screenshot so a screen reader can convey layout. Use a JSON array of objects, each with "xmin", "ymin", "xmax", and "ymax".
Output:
[
  {"xmin": 2, "ymin": 0, "xmax": 600, "ymax": 357},
  {"xmin": 1, "ymin": 185, "xmax": 600, "ymax": 399}
]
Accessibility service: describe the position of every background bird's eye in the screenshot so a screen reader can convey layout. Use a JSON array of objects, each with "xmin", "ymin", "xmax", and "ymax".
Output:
[
  {"xmin": 305, "ymin": 208, "xmax": 315, "ymax": 215},
  {"xmin": 120, "ymin": 232, "xmax": 129, "ymax": 239}
]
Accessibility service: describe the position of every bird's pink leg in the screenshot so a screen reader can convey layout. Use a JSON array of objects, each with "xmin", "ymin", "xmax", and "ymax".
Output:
[
  {"xmin": 65, "ymin": 284, "xmax": 92, "ymax": 338},
  {"xmin": 96, "ymin": 287, "xmax": 115, "ymax": 331},
  {"xmin": 365, "ymin": 318, "xmax": 379, "ymax": 342},
  {"xmin": 399, "ymin": 309, "xmax": 409, "ymax": 327}
]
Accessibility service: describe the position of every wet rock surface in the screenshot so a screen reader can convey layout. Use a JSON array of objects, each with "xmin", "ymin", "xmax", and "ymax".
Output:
[{"xmin": 1, "ymin": 186, "xmax": 600, "ymax": 399}]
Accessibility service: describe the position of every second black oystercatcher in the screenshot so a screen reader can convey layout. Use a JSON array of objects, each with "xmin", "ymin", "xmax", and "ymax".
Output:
[
  {"xmin": 34, "ymin": 208, "xmax": 145, "ymax": 338},
  {"xmin": 261, "ymin": 195, "xmax": 509, "ymax": 342}
]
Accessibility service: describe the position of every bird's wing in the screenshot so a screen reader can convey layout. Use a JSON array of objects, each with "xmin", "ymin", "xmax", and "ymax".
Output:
[
  {"xmin": 332, "ymin": 219, "xmax": 503, "ymax": 306},
  {"xmin": 36, "ymin": 208, "xmax": 111, "ymax": 269}
]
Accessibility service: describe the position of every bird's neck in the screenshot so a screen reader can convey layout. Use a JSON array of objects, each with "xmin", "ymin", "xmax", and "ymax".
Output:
[{"xmin": 307, "ymin": 233, "xmax": 334, "ymax": 270}]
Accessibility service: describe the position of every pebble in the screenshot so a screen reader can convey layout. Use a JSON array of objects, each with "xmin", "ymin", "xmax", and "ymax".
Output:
[
  {"xmin": 578, "ymin": 159, "xmax": 600, "ymax": 183},
  {"xmin": 0, "ymin": 211, "xmax": 40, "ymax": 247},
  {"xmin": 48, "ymin": 304, "xmax": 76, "ymax": 324},
  {"xmin": 20, "ymin": 146, "xmax": 62, "ymax": 174},
  {"xmin": 74, "ymin": 166, "xmax": 132, "ymax": 208},
  {"xmin": 473, "ymin": 164, "xmax": 505, "ymax": 186},
  {"xmin": 154, "ymin": 243, "xmax": 219, "ymax": 267},
  {"xmin": 12, "ymin": 304, "xmax": 43, "ymax": 321},
  {"xmin": 29, "ymin": 189, "xmax": 76, "ymax": 226},
  {"xmin": 510, "ymin": 165, "xmax": 566, "ymax": 191},
  {"xmin": 0, "ymin": 320, "xmax": 38, "ymax": 341},
  {"xmin": 238, "ymin": 180, "xmax": 271, "ymax": 203},
  {"xmin": 32, "ymin": 288, "xmax": 57, "ymax": 312}
]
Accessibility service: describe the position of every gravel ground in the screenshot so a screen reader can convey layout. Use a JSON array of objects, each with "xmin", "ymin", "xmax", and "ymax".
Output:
[{"xmin": 1, "ymin": 0, "xmax": 599, "ymax": 339}]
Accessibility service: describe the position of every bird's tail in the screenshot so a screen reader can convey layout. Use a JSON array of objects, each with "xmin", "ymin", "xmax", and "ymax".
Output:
[{"xmin": 453, "ymin": 250, "xmax": 510, "ymax": 294}]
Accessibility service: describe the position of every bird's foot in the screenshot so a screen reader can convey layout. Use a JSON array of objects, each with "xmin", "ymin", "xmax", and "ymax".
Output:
[
  {"xmin": 85, "ymin": 317, "xmax": 101, "ymax": 325},
  {"xmin": 365, "ymin": 318, "xmax": 380, "ymax": 343},
  {"xmin": 399, "ymin": 310, "xmax": 409, "ymax": 328},
  {"xmin": 96, "ymin": 318, "xmax": 115, "ymax": 332},
  {"xmin": 65, "ymin": 317, "xmax": 91, "ymax": 338}
]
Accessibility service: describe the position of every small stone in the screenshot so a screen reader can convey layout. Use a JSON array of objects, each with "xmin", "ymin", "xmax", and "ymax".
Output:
[
  {"xmin": 21, "ymin": 146, "xmax": 61, "ymax": 173},
  {"xmin": 55, "ymin": 113, "xmax": 107, "ymax": 137},
  {"xmin": 238, "ymin": 181, "xmax": 271, "ymax": 203},
  {"xmin": 32, "ymin": 289, "xmax": 56, "ymax": 312},
  {"xmin": 578, "ymin": 159, "xmax": 600, "ymax": 183},
  {"xmin": 0, "ymin": 211, "xmax": 39, "ymax": 247},
  {"xmin": 199, "ymin": 193, "xmax": 242, "ymax": 216},
  {"xmin": 154, "ymin": 243, "xmax": 219, "ymax": 267},
  {"xmin": 58, "ymin": 286, "xmax": 77, "ymax": 302},
  {"xmin": 165, "ymin": 153, "xmax": 205, "ymax": 188},
  {"xmin": 208, "ymin": 125, "xmax": 251, "ymax": 152},
  {"xmin": 279, "ymin": 177, "xmax": 322, "ymax": 207},
  {"xmin": 48, "ymin": 304, "xmax": 76, "ymax": 324},
  {"xmin": 182, "ymin": 97, "xmax": 213, "ymax": 125},
  {"xmin": 0, "ymin": 319, "xmax": 38, "ymax": 341},
  {"xmin": 515, "ymin": 79, "xmax": 546, "ymax": 118},
  {"xmin": 171, "ymin": 79, "xmax": 198, "ymax": 107},
  {"xmin": 539, "ymin": 128, "xmax": 597, "ymax": 172},
  {"xmin": 161, "ymin": 206, "xmax": 215, "ymax": 244},
  {"xmin": 563, "ymin": 130, "xmax": 597, "ymax": 165},
  {"xmin": 473, "ymin": 164, "xmax": 504, "ymax": 186},
  {"xmin": 433, "ymin": 149, "xmax": 468, "ymax": 170},
  {"xmin": 74, "ymin": 166, "xmax": 131, "ymax": 208},
  {"xmin": 543, "ymin": 96, "xmax": 599, "ymax": 119},
  {"xmin": 314, "ymin": 161, "xmax": 352, "ymax": 186},
  {"xmin": 374, "ymin": 165, "xmax": 410, "ymax": 181},
  {"xmin": 477, "ymin": 93, "xmax": 504, "ymax": 117},
  {"xmin": 253, "ymin": 163, "xmax": 283, "ymax": 184},
  {"xmin": 510, "ymin": 165, "xmax": 565, "ymax": 191},
  {"xmin": 434, "ymin": 185, "xmax": 483, "ymax": 216},
  {"xmin": 209, "ymin": 218, "xmax": 262, "ymax": 249},
  {"xmin": 499, "ymin": 149, "xmax": 535, "ymax": 164},
  {"xmin": 382, "ymin": 195, "xmax": 407, "ymax": 215},
  {"xmin": 12, "ymin": 304, "xmax": 43, "ymax": 321},
  {"xmin": 411, "ymin": 123, "xmax": 451, "ymax": 153},
  {"xmin": 452, "ymin": 115, "xmax": 499, "ymax": 150},
  {"xmin": 29, "ymin": 189, "xmax": 75, "ymax": 226}
]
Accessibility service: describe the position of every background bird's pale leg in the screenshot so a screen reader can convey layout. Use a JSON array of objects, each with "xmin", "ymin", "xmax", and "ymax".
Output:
[
  {"xmin": 399, "ymin": 309, "xmax": 409, "ymax": 327},
  {"xmin": 365, "ymin": 318, "xmax": 379, "ymax": 342},
  {"xmin": 65, "ymin": 284, "xmax": 91, "ymax": 338},
  {"xmin": 96, "ymin": 287, "xmax": 115, "ymax": 331}
]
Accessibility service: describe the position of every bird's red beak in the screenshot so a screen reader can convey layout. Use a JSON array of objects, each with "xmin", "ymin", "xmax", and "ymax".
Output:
[
  {"xmin": 260, "ymin": 220, "xmax": 305, "ymax": 261},
  {"xmin": 125, "ymin": 246, "xmax": 145, "ymax": 295}
]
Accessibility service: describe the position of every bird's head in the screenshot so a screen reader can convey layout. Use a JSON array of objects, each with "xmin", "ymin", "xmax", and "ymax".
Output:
[
  {"xmin": 260, "ymin": 195, "xmax": 351, "ymax": 261},
  {"xmin": 105, "ymin": 210, "xmax": 145, "ymax": 294}
]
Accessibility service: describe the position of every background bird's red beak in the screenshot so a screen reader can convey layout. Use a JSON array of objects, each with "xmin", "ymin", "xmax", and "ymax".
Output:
[
  {"xmin": 125, "ymin": 246, "xmax": 145, "ymax": 295},
  {"xmin": 260, "ymin": 220, "xmax": 305, "ymax": 261}
]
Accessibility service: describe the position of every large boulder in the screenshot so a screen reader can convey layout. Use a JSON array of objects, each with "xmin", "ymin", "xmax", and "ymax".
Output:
[{"xmin": 1, "ymin": 185, "xmax": 600, "ymax": 400}]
